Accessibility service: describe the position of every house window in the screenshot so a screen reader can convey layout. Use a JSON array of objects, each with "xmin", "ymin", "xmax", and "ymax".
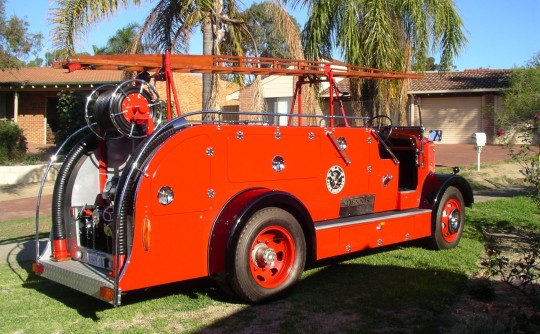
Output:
[
  {"xmin": 265, "ymin": 97, "xmax": 292, "ymax": 125},
  {"xmin": 46, "ymin": 96, "xmax": 60, "ymax": 144},
  {"xmin": 0, "ymin": 93, "xmax": 14, "ymax": 120}
]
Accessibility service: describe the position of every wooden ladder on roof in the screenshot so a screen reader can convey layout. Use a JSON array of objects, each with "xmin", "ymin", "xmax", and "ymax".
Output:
[{"xmin": 56, "ymin": 53, "xmax": 422, "ymax": 80}]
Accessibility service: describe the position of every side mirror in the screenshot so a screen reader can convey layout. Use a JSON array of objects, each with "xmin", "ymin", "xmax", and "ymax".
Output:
[{"xmin": 428, "ymin": 130, "xmax": 442, "ymax": 142}]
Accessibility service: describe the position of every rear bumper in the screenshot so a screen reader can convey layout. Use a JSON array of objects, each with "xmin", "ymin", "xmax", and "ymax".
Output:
[{"xmin": 35, "ymin": 243, "xmax": 120, "ymax": 305}]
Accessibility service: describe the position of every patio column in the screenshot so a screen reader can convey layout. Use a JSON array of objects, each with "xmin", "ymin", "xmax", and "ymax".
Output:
[
  {"xmin": 13, "ymin": 91, "xmax": 19, "ymax": 123},
  {"xmin": 408, "ymin": 94, "xmax": 415, "ymax": 125}
]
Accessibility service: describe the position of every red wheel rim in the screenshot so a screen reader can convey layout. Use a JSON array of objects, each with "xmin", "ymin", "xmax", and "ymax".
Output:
[
  {"xmin": 440, "ymin": 198, "xmax": 462, "ymax": 243},
  {"xmin": 249, "ymin": 225, "xmax": 296, "ymax": 289}
]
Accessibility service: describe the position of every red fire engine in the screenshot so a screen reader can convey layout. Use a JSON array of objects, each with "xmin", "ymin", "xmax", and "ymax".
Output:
[{"xmin": 33, "ymin": 53, "xmax": 473, "ymax": 305}]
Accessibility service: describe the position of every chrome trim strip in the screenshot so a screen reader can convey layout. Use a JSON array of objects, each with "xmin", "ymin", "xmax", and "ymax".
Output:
[{"xmin": 315, "ymin": 209, "xmax": 432, "ymax": 231}]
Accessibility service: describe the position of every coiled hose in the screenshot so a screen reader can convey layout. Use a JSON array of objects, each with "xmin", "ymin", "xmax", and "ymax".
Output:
[
  {"xmin": 93, "ymin": 86, "xmax": 153, "ymax": 137},
  {"xmin": 51, "ymin": 134, "xmax": 98, "ymax": 241}
]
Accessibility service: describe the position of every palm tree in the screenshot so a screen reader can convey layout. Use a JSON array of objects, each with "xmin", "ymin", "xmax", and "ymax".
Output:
[
  {"xmin": 49, "ymin": 0, "xmax": 246, "ymax": 111},
  {"xmin": 291, "ymin": 0, "xmax": 467, "ymax": 119},
  {"xmin": 105, "ymin": 23, "xmax": 145, "ymax": 54}
]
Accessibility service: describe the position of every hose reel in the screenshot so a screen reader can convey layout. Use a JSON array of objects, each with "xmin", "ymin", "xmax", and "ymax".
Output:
[{"xmin": 85, "ymin": 79, "xmax": 164, "ymax": 139}]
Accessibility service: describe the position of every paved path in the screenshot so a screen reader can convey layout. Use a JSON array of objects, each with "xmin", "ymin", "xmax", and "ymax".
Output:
[
  {"xmin": 0, "ymin": 182, "xmax": 53, "ymax": 222},
  {"xmin": 434, "ymin": 144, "xmax": 515, "ymax": 167}
]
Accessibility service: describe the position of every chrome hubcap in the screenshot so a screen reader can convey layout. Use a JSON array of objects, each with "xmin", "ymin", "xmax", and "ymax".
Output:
[
  {"xmin": 252, "ymin": 243, "xmax": 277, "ymax": 267},
  {"xmin": 448, "ymin": 209, "xmax": 460, "ymax": 234}
]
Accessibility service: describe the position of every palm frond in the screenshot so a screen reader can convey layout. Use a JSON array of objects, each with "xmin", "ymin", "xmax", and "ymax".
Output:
[{"xmin": 49, "ymin": 0, "xmax": 144, "ymax": 55}]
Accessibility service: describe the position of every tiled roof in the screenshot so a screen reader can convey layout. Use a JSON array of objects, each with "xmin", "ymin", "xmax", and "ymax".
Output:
[
  {"xmin": 0, "ymin": 67, "xmax": 125, "ymax": 85},
  {"xmin": 0, "ymin": 67, "xmax": 239, "ymax": 109},
  {"xmin": 320, "ymin": 69, "xmax": 510, "ymax": 96},
  {"xmin": 409, "ymin": 69, "xmax": 510, "ymax": 93}
]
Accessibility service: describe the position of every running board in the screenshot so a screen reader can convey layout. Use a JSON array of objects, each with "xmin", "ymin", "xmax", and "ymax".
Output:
[
  {"xmin": 314, "ymin": 208, "xmax": 433, "ymax": 260},
  {"xmin": 315, "ymin": 208, "xmax": 432, "ymax": 230}
]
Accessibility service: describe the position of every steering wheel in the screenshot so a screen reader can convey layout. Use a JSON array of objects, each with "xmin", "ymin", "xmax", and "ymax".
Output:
[{"xmin": 367, "ymin": 115, "xmax": 393, "ymax": 141}]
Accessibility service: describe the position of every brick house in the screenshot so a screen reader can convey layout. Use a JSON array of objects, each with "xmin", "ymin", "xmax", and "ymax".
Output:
[
  {"xmin": 0, "ymin": 68, "xmax": 239, "ymax": 145},
  {"xmin": 0, "ymin": 68, "xmax": 124, "ymax": 144}
]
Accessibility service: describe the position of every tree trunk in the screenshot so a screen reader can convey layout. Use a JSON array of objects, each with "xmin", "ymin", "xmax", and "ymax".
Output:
[{"xmin": 202, "ymin": 17, "xmax": 213, "ymax": 111}]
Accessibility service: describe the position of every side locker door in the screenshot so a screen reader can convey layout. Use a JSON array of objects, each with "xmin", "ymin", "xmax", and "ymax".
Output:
[
  {"xmin": 330, "ymin": 128, "xmax": 373, "ymax": 217},
  {"xmin": 368, "ymin": 139, "xmax": 400, "ymax": 212}
]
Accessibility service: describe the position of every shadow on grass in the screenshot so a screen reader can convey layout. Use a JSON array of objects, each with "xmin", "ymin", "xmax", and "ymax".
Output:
[
  {"xmin": 198, "ymin": 263, "xmax": 468, "ymax": 333},
  {"xmin": 15, "ymin": 238, "xmax": 463, "ymax": 330}
]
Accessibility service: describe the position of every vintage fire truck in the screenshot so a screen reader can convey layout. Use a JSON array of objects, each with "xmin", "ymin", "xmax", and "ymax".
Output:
[{"xmin": 33, "ymin": 53, "xmax": 473, "ymax": 305}]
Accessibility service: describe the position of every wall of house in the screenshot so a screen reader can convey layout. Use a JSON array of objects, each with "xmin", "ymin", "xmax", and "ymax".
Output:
[
  {"xmin": 17, "ymin": 91, "xmax": 50, "ymax": 144},
  {"xmin": 261, "ymin": 76, "xmax": 294, "ymax": 98}
]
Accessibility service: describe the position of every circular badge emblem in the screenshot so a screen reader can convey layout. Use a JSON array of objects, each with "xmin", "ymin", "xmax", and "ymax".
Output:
[{"xmin": 326, "ymin": 165, "xmax": 345, "ymax": 194}]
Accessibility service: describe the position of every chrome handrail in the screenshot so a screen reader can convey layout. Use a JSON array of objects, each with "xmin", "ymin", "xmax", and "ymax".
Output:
[{"xmin": 34, "ymin": 125, "xmax": 93, "ymax": 261}]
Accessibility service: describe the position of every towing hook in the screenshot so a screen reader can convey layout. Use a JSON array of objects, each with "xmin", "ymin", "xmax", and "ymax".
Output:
[{"xmin": 452, "ymin": 166, "xmax": 460, "ymax": 174}]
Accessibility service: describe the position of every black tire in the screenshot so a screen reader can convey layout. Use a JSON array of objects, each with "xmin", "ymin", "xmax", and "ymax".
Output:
[
  {"xmin": 431, "ymin": 186, "xmax": 465, "ymax": 250},
  {"xmin": 228, "ymin": 207, "xmax": 306, "ymax": 303}
]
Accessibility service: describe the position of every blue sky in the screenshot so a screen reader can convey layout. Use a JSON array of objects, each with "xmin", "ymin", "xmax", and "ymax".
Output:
[{"xmin": 5, "ymin": 0, "xmax": 540, "ymax": 70}]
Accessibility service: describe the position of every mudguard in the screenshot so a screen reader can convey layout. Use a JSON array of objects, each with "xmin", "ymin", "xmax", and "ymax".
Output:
[
  {"xmin": 420, "ymin": 172, "xmax": 474, "ymax": 210},
  {"xmin": 208, "ymin": 189, "xmax": 315, "ymax": 275}
]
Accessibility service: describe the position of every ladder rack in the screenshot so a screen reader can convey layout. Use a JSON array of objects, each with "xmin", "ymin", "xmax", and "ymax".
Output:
[{"xmin": 56, "ymin": 54, "xmax": 422, "ymax": 80}]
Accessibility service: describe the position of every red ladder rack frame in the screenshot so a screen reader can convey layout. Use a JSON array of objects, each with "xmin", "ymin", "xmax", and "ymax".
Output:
[{"xmin": 56, "ymin": 51, "xmax": 422, "ymax": 125}]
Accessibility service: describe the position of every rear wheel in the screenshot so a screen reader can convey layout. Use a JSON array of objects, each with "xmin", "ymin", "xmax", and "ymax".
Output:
[
  {"xmin": 431, "ymin": 186, "xmax": 465, "ymax": 250},
  {"xmin": 229, "ymin": 207, "xmax": 306, "ymax": 303}
]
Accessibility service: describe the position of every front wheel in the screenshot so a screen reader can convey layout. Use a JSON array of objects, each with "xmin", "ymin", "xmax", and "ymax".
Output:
[
  {"xmin": 431, "ymin": 186, "xmax": 465, "ymax": 250},
  {"xmin": 229, "ymin": 207, "xmax": 306, "ymax": 303}
]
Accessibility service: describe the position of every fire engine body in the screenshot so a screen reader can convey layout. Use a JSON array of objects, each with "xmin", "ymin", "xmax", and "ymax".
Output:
[{"xmin": 33, "ymin": 53, "xmax": 473, "ymax": 305}]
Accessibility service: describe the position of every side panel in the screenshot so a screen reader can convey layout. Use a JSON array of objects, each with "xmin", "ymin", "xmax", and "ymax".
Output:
[
  {"xmin": 219, "ymin": 126, "xmax": 375, "ymax": 221},
  {"xmin": 119, "ymin": 128, "xmax": 213, "ymax": 291},
  {"xmin": 227, "ymin": 133, "xmax": 321, "ymax": 182},
  {"xmin": 118, "ymin": 124, "xmax": 432, "ymax": 291}
]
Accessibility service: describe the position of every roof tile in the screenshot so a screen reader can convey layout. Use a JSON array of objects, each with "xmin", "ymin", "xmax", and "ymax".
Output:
[
  {"xmin": 0, "ymin": 67, "xmax": 125, "ymax": 85},
  {"xmin": 409, "ymin": 69, "xmax": 510, "ymax": 93}
]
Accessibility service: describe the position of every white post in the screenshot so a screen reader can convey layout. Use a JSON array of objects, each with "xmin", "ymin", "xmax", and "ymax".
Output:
[{"xmin": 476, "ymin": 145, "xmax": 482, "ymax": 171}]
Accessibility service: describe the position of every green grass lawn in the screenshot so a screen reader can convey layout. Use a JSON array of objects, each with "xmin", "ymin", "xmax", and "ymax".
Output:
[{"xmin": 1, "ymin": 198, "xmax": 538, "ymax": 333}]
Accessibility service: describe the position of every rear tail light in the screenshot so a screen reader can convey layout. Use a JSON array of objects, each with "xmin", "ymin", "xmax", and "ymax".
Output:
[
  {"xmin": 99, "ymin": 286, "xmax": 114, "ymax": 302},
  {"xmin": 32, "ymin": 263, "xmax": 44, "ymax": 275}
]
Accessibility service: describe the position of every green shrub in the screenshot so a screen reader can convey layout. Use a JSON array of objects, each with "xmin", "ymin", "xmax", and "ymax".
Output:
[
  {"xmin": 0, "ymin": 121, "xmax": 27, "ymax": 163},
  {"xmin": 55, "ymin": 90, "xmax": 87, "ymax": 148}
]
